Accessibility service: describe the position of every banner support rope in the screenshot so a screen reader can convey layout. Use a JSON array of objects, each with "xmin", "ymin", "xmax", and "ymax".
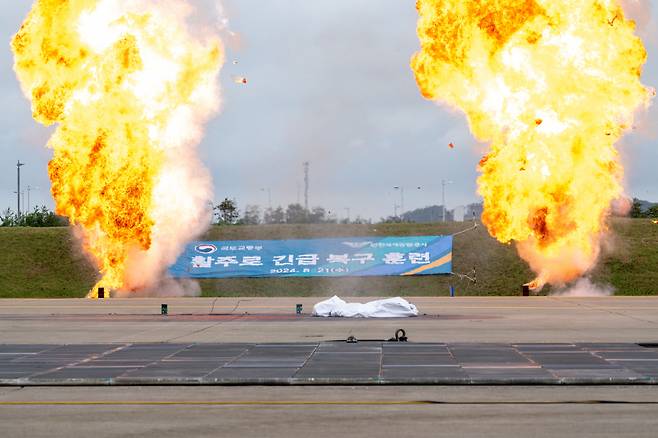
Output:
[{"xmin": 448, "ymin": 212, "xmax": 479, "ymax": 283}]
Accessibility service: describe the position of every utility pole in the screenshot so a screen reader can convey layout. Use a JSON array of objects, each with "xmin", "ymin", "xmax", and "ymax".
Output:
[
  {"xmin": 27, "ymin": 185, "xmax": 38, "ymax": 212},
  {"xmin": 260, "ymin": 187, "xmax": 272, "ymax": 209},
  {"xmin": 393, "ymin": 186, "xmax": 404, "ymax": 217},
  {"xmin": 303, "ymin": 161, "xmax": 309, "ymax": 211},
  {"xmin": 442, "ymin": 179, "xmax": 453, "ymax": 222},
  {"xmin": 16, "ymin": 161, "xmax": 25, "ymax": 218}
]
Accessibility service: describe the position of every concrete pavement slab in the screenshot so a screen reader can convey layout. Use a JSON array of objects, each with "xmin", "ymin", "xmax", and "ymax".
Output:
[{"xmin": 0, "ymin": 341, "xmax": 658, "ymax": 385}]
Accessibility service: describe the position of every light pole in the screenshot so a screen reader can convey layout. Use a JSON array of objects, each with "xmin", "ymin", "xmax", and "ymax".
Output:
[
  {"xmin": 16, "ymin": 161, "xmax": 25, "ymax": 218},
  {"xmin": 393, "ymin": 186, "xmax": 404, "ymax": 217},
  {"xmin": 442, "ymin": 179, "xmax": 453, "ymax": 222},
  {"xmin": 393, "ymin": 186, "xmax": 422, "ymax": 219},
  {"xmin": 27, "ymin": 185, "xmax": 39, "ymax": 212},
  {"xmin": 260, "ymin": 187, "xmax": 272, "ymax": 210}
]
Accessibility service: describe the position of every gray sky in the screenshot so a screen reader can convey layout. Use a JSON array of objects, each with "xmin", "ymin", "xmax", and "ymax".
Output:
[{"xmin": 1, "ymin": 0, "xmax": 657, "ymax": 221}]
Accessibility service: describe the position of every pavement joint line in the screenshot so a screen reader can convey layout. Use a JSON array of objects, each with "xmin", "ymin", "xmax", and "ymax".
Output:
[
  {"xmin": 460, "ymin": 366, "xmax": 542, "ymax": 369},
  {"xmin": 165, "ymin": 315, "xmax": 243, "ymax": 342},
  {"xmin": 382, "ymin": 365, "xmax": 459, "ymax": 368},
  {"xmin": 8, "ymin": 306, "xmax": 658, "ymax": 310},
  {"xmin": 292, "ymin": 343, "xmax": 319, "ymax": 379},
  {"xmin": 118, "ymin": 344, "xmax": 194, "ymax": 380},
  {"xmin": 25, "ymin": 344, "xmax": 129, "ymax": 380},
  {"xmin": 215, "ymin": 344, "xmax": 253, "ymax": 375},
  {"xmin": 1, "ymin": 400, "xmax": 658, "ymax": 406}
]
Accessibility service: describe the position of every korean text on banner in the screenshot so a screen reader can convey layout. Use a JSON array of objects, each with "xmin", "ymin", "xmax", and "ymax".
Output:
[{"xmin": 169, "ymin": 236, "xmax": 452, "ymax": 278}]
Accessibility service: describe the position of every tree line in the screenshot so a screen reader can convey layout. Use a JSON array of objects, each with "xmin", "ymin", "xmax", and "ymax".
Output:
[
  {"xmin": 3, "ymin": 197, "xmax": 654, "ymax": 228},
  {"xmin": 1, "ymin": 206, "xmax": 68, "ymax": 227},
  {"xmin": 630, "ymin": 198, "xmax": 658, "ymax": 218},
  {"xmin": 213, "ymin": 198, "xmax": 370, "ymax": 225}
]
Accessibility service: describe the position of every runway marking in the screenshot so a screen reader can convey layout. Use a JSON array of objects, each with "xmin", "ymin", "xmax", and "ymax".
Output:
[
  {"xmin": 0, "ymin": 400, "xmax": 656, "ymax": 406},
  {"xmin": 3, "ymin": 306, "xmax": 658, "ymax": 310}
]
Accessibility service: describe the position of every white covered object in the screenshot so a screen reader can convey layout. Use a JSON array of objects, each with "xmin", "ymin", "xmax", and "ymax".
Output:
[{"xmin": 312, "ymin": 296, "xmax": 418, "ymax": 318}]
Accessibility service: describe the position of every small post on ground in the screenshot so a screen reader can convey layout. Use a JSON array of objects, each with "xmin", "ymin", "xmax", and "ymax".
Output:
[
  {"xmin": 16, "ymin": 161, "xmax": 25, "ymax": 218},
  {"xmin": 521, "ymin": 285, "xmax": 530, "ymax": 297}
]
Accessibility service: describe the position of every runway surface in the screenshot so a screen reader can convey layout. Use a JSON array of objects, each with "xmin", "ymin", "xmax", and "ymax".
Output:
[
  {"xmin": 1, "ymin": 296, "xmax": 658, "ymax": 344},
  {"xmin": 1, "ymin": 385, "xmax": 658, "ymax": 438},
  {"xmin": 2, "ymin": 297, "xmax": 658, "ymax": 436}
]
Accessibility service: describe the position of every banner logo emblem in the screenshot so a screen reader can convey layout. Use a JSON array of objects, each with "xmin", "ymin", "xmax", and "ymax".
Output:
[{"xmin": 195, "ymin": 244, "xmax": 218, "ymax": 254}]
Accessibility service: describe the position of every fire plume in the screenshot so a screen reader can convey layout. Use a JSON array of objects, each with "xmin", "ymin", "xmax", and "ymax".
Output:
[
  {"xmin": 412, "ymin": 0, "xmax": 653, "ymax": 289},
  {"xmin": 12, "ymin": 0, "xmax": 223, "ymax": 297}
]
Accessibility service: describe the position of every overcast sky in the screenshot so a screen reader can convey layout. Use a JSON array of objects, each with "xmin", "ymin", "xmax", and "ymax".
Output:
[{"xmin": 1, "ymin": 0, "xmax": 656, "ymax": 221}]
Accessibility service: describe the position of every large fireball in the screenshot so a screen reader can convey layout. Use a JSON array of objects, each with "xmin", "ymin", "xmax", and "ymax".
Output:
[
  {"xmin": 12, "ymin": 0, "xmax": 224, "ymax": 297},
  {"xmin": 412, "ymin": 0, "xmax": 653, "ymax": 289}
]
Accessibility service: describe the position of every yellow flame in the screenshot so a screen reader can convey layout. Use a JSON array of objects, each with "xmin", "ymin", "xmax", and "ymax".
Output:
[
  {"xmin": 12, "ymin": 0, "xmax": 223, "ymax": 297},
  {"xmin": 412, "ymin": 0, "xmax": 653, "ymax": 288}
]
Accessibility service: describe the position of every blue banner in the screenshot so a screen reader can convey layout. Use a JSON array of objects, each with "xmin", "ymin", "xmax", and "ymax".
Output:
[{"xmin": 169, "ymin": 236, "xmax": 452, "ymax": 278}]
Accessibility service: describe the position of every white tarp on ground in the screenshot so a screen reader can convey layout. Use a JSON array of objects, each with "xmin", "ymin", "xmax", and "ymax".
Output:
[{"xmin": 312, "ymin": 296, "xmax": 418, "ymax": 318}]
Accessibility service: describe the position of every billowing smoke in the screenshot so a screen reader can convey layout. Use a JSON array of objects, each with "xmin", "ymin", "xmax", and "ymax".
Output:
[{"xmin": 553, "ymin": 277, "xmax": 614, "ymax": 297}]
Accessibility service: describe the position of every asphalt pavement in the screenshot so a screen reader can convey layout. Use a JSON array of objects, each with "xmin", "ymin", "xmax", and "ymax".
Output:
[
  {"xmin": 1, "ymin": 385, "xmax": 657, "ymax": 437},
  {"xmin": 1, "ymin": 296, "xmax": 657, "ymax": 344}
]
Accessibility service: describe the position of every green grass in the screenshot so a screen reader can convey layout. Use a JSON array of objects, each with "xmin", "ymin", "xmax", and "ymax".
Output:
[
  {"xmin": 0, "ymin": 227, "xmax": 97, "ymax": 298},
  {"xmin": 0, "ymin": 219, "xmax": 656, "ymax": 298},
  {"xmin": 590, "ymin": 218, "xmax": 658, "ymax": 295}
]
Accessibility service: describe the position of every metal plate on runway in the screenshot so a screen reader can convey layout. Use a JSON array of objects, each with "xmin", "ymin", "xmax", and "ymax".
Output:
[{"xmin": 2, "ymin": 342, "xmax": 658, "ymax": 385}]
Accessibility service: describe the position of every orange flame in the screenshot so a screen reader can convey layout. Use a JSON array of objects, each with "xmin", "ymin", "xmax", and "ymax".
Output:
[
  {"xmin": 12, "ymin": 0, "xmax": 223, "ymax": 297},
  {"xmin": 412, "ymin": 0, "xmax": 653, "ymax": 289}
]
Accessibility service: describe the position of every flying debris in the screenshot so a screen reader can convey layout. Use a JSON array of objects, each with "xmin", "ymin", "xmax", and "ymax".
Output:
[
  {"xmin": 448, "ymin": 142, "xmax": 455, "ymax": 149},
  {"xmin": 232, "ymin": 60, "xmax": 238, "ymax": 65},
  {"xmin": 534, "ymin": 119, "xmax": 543, "ymax": 126},
  {"xmin": 232, "ymin": 75, "xmax": 247, "ymax": 84},
  {"xmin": 652, "ymin": 220, "xmax": 658, "ymax": 225}
]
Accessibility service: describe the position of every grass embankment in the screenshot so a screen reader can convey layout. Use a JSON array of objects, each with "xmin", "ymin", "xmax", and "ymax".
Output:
[
  {"xmin": 0, "ymin": 227, "xmax": 97, "ymax": 298},
  {"xmin": 0, "ymin": 219, "xmax": 656, "ymax": 298}
]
